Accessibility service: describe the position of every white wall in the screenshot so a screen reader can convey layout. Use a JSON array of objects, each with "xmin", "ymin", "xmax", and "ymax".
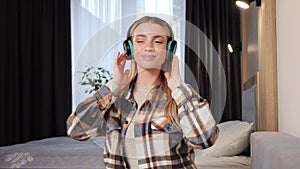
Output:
[{"xmin": 277, "ymin": 0, "xmax": 300, "ymax": 137}]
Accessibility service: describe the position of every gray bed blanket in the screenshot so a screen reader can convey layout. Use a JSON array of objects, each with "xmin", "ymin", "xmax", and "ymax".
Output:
[
  {"xmin": 0, "ymin": 135, "xmax": 251, "ymax": 169},
  {"xmin": 0, "ymin": 136, "xmax": 105, "ymax": 168}
]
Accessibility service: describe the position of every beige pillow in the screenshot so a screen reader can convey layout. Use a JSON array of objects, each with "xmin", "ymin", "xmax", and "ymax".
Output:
[{"xmin": 195, "ymin": 120, "xmax": 254, "ymax": 158}]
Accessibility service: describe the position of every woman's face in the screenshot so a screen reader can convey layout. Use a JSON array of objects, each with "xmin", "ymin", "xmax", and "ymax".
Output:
[{"xmin": 132, "ymin": 22, "xmax": 169, "ymax": 71}]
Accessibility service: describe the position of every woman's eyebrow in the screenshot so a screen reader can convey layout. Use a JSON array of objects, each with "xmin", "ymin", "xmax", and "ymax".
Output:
[
  {"xmin": 135, "ymin": 34, "xmax": 146, "ymax": 38},
  {"xmin": 153, "ymin": 35, "xmax": 165, "ymax": 39}
]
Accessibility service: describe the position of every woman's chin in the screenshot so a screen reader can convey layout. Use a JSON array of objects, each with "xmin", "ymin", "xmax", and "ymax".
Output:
[{"xmin": 138, "ymin": 65, "xmax": 162, "ymax": 72}]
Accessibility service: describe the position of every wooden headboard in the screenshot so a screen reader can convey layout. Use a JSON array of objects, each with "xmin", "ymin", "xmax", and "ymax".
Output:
[{"xmin": 242, "ymin": 73, "xmax": 258, "ymax": 130}]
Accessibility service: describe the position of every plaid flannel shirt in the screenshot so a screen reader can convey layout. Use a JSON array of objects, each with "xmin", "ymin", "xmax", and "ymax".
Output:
[{"xmin": 67, "ymin": 82, "xmax": 219, "ymax": 169}]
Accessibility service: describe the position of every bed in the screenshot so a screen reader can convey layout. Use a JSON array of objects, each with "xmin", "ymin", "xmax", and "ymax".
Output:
[
  {"xmin": 0, "ymin": 75, "xmax": 257, "ymax": 169},
  {"xmin": 0, "ymin": 82, "xmax": 256, "ymax": 169},
  {"xmin": 0, "ymin": 120, "xmax": 253, "ymax": 169}
]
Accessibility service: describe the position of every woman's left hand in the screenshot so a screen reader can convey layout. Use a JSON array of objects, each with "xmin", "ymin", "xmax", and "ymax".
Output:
[{"xmin": 164, "ymin": 56, "xmax": 182, "ymax": 90}]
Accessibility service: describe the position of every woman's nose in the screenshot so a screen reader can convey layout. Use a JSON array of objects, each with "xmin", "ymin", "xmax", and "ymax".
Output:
[{"xmin": 144, "ymin": 41, "xmax": 154, "ymax": 51}]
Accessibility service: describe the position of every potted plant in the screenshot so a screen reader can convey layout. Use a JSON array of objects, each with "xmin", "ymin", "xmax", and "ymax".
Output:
[{"xmin": 79, "ymin": 66, "xmax": 113, "ymax": 94}]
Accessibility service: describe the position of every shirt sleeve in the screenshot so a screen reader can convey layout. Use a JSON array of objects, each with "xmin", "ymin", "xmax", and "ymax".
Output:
[
  {"xmin": 66, "ymin": 85, "xmax": 117, "ymax": 141},
  {"xmin": 171, "ymin": 83, "xmax": 219, "ymax": 149}
]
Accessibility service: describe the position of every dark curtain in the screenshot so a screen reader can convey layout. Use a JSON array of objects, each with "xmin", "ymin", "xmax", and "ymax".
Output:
[
  {"xmin": 0, "ymin": 0, "xmax": 71, "ymax": 146},
  {"xmin": 185, "ymin": 0, "xmax": 241, "ymax": 123}
]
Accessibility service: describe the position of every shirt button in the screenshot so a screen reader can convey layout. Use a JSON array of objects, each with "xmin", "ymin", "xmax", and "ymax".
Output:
[{"xmin": 125, "ymin": 118, "xmax": 131, "ymax": 124}]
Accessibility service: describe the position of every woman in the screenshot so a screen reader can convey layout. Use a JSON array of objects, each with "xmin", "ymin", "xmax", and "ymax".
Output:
[{"xmin": 67, "ymin": 16, "xmax": 219, "ymax": 168}]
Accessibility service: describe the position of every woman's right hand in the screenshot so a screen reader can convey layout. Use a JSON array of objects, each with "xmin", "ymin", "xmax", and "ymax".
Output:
[{"xmin": 112, "ymin": 51, "xmax": 131, "ymax": 88}]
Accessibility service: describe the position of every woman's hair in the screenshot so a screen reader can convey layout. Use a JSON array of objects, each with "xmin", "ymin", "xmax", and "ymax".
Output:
[
  {"xmin": 126, "ymin": 16, "xmax": 174, "ymax": 39},
  {"xmin": 127, "ymin": 16, "xmax": 180, "ymax": 129}
]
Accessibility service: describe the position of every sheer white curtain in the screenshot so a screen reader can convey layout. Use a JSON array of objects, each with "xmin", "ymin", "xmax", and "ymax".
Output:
[{"xmin": 71, "ymin": 0, "xmax": 186, "ymax": 110}]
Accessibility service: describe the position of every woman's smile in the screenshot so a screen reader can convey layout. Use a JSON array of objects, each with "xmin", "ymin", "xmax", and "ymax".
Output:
[{"xmin": 142, "ymin": 54, "xmax": 156, "ymax": 59}]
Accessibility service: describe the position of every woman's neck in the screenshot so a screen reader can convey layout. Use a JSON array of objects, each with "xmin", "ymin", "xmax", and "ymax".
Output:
[{"xmin": 135, "ymin": 69, "xmax": 161, "ymax": 86}]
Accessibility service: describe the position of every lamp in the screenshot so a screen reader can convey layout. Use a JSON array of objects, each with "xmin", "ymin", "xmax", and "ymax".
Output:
[
  {"xmin": 235, "ymin": 0, "xmax": 261, "ymax": 9},
  {"xmin": 227, "ymin": 43, "xmax": 242, "ymax": 54}
]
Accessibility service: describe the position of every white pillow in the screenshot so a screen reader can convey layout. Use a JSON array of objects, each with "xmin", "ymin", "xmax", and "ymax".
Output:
[{"xmin": 195, "ymin": 120, "xmax": 254, "ymax": 158}]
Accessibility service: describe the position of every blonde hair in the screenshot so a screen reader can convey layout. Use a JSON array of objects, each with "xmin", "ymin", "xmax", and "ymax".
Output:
[{"xmin": 127, "ymin": 16, "xmax": 180, "ymax": 129}]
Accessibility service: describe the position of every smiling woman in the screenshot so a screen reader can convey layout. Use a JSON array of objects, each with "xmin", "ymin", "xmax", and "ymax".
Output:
[{"xmin": 67, "ymin": 16, "xmax": 219, "ymax": 168}]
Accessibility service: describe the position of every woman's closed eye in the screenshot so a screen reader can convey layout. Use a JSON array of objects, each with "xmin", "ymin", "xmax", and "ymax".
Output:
[{"xmin": 137, "ymin": 40, "xmax": 145, "ymax": 43}]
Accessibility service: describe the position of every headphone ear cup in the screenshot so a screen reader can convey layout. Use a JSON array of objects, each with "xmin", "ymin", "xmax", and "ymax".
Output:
[
  {"xmin": 163, "ymin": 40, "xmax": 177, "ymax": 72},
  {"xmin": 166, "ymin": 40, "xmax": 177, "ymax": 60},
  {"xmin": 123, "ymin": 39, "xmax": 134, "ymax": 60}
]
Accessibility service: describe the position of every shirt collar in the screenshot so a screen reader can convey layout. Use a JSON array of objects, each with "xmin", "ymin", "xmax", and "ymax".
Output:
[{"xmin": 124, "ymin": 79, "xmax": 167, "ymax": 105}]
